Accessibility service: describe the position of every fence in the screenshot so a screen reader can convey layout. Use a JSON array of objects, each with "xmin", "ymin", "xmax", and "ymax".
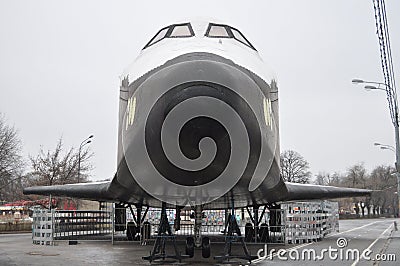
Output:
[
  {"xmin": 0, "ymin": 222, "xmax": 31, "ymax": 232},
  {"xmin": 53, "ymin": 210, "xmax": 112, "ymax": 240},
  {"xmin": 282, "ymin": 201, "xmax": 339, "ymax": 244},
  {"xmin": 31, "ymin": 201, "xmax": 338, "ymax": 245},
  {"xmin": 32, "ymin": 206, "xmax": 113, "ymax": 245}
]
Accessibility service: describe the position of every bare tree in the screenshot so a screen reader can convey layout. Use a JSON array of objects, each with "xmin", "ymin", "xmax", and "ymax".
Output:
[
  {"xmin": 340, "ymin": 163, "xmax": 369, "ymax": 216},
  {"xmin": 0, "ymin": 114, "xmax": 25, "ymax": 202},
  {"xmin": 280, "ymin": 150, "xmax": 311, "ymax": 184},
  {"xmin": 28, "ymin": 138, "xmax": 93, "ymax": 186},
  {"xmin": 368, "ymin": 165, "xmax": 397, "ymax": 215},
  {"xmin": 345, "ymin": 163, "xmax": 368, "ymax": 188},
  {"xmin": 314, "ymin": 171, "xmax": 341, "ymax": 186}
]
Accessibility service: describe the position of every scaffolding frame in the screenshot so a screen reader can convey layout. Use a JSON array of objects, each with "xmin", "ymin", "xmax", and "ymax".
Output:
[{"xmin": 282, "ymin": 201, "xmax": 339, "ymax": 244}]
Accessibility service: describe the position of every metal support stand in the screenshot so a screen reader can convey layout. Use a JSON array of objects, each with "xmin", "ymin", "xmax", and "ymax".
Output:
[
  {"xmin": 259, "ymin": 206, "xmax": 267, "ymax": 224},
  {"xmin": 223, "ymin": 208, "xmax": 229, "ymax": 235},
  {"xmin": 142, "ymin": 202, "xmax": 187, "ymax": 263},
  {"xmin": 214, "ymin": 200, "xmax": 253, "ymax": 263},
  {"xmin": 127, "ymin": 204, "xmax": 139, "ymax": 241},
  {"xmin": 126, "ymin": 204, "xmax": 150, "ymax": 243},
  {"xmin": 194, "ymin": 205, "xmax": 202, "ymax": 247},
  {"xmin": 128, "ymin": 204, "xmax": 137, "ymax": 224},
  {"xmin": 245, "ymin": 205, "xmax": 268, "ymax": 242},
  {"xmin": 136, "ymin": 205, "xmax": 142, "ymax": 229},
  {"xmin": 254, "ymin": 205, "xmax": 259, "ymax": 243},
  {"xmin": 135, "ymin": 205, "xmax": 143, "ymax": 243}
]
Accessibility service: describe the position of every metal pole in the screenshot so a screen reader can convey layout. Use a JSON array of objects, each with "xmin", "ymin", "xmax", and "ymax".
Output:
[
  {"xmin": 51, "ymin": 209, "xmax": 55, "ymax": 246},
  {"xmin": 112, "ymin": 203, "xmax": 115, "ymax": 245},
  {"xmin": 356, "ymin": 80, "xmax": 400, "ymax": 218},
  {"xmin": 394, "ymin": 117, "xmax": 400, "ymax": 218},
  {"xmin": 396, "ymin": 172, "xmax": 400, "ymax": 218},
  {"xmin": 76, "ymin": 135, "xmax": 93, "ymax": 210},
  {"xmin": 77, "ymin": 145, "xmax": 82, "ymax": 183},
  {"xmin": 254, "ymin": 206, "xmax": 259, "ymax": 243},
  {"xmin": 194, "ymin": 205, "xmax": 202, "ymax": 247},
  {"xmin": 77, "ymin": 135, "xmax": 93, "ymax": 184},
  {"xmin": 76, "ymin": 145, "xmax": 81, "ymax": 210}
]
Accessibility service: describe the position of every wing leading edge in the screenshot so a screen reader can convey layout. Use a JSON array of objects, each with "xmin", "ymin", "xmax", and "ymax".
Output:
[
  {"xmin": 283, "ymin": 182, "xmax": 372, "ymax": 202},
  {"xmin": 23, "ymin": 180, "xmax": 373, "ymax": 205},
  {"xmin": 23, "ymin": 181, "xmax": 115, "ymax": 202}
]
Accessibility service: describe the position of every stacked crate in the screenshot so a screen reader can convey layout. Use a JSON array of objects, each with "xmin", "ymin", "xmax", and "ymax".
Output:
[
  {"xmin": 322, "ymin": 201, "xmax": 339, "ymax": 235},
  {"xmin": 32, "ymin": 208, "xmax": 54, "ymax": 245},
  {"xmin": 283, "ymin": 201, "xmax": 338, "ymax": 244}
]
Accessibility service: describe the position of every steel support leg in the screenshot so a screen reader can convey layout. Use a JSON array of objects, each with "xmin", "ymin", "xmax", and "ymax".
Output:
[
  {"xmin": 214, "ymin": 199, "xmax": 253, "ymax": 263},
  {"xmin": 194, "ymin": 205, "xmax": 202, "ymax": 247},
  {"xmin": 254, "ymin": 205, "xmax": 259, "ymax": 243},
  {"xmin": 142, "ymin": 202, "xmax": 187, "ymax": 263}
]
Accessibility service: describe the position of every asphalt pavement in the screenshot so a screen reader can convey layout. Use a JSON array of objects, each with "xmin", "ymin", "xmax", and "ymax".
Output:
[
  {"xmin": 257, "ymin": 218, "xmax": 399, "ymax": 266},
  {"xmin": 0, "ymin": 218, "xmax": 398, "ymax": 265}
]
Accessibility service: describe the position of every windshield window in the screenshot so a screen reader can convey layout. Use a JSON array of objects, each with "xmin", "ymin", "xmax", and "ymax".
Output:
[
  {"xmin": 143, "ymin": 23, "xmax": 194, "ymax": 49},
  {"xmin": 207, "ymin": 25, "xmax": 230, "ymax": 38},
  {"xmin": 170, "ymin": 24, "xmax": 193, "ymax": 37},
  {"xmin": 145, "ymin": 27, "xmax": 169, "ymax": 47},
  {"xmin": 230, "ymin": 27, "xmax": 254, "ymax": 49},
  {"xmin": 205, "ymin": 23, "xmax": 256, "ymax": 50}
]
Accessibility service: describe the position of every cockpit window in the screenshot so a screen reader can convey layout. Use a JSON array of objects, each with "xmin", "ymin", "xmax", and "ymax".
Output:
[
  {"xmin": 207, "ymin": 25, "xmax": 230, "ymax": 38},
  {"xmin": 143, "ymin": 23, "xmax": 194, "ymax": 49},
  {"xmin": 146, "ymin": 27, "xmax": 169, "ymax": 47},
  {"xmin": 170, "ymin": 24, "xmax": 193, "ymax": 37},
  {"xmin": 205, "ymin": 23, "xmax": 256, "ymax": 51},
  {"xmin": 230, "ymin": 27, "xmax": 254, "ymax": 49}
]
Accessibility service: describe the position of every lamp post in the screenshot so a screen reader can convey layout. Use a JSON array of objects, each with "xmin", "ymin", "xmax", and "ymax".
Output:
[
  {"xmin": 395, "ymin": 192, "xmax": 399, "ymax": 217},
  {"xmin": 364, "ymin": 85, "xmax": 386, "ymax": 91},
  {"xmin": 78, "ymin": 135, "xmax": 93, "ymax": 183},
  {"xmin": 352, "ymin": 79, "xmax": 388, "ymax": 89},
  {"xmin": 374, "ymin": 142, "xmax": 396, "ymax": 152},
  {"xmin": 353, "ymin": 78, "xmax": 400, "ymax": 218}
]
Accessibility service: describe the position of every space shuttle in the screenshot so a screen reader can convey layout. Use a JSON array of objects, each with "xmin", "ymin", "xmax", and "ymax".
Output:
[{"xmin": 24, "ymin": 19, "xmax": 370, "ymax": 261}]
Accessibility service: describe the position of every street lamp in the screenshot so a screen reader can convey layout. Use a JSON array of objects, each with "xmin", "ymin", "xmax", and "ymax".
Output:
[
  {"xmin": 352, "ymin": 79, "xmax": 387, "ymax": 91},
  {"xmin": 374, "ymin": 142, "xmax": 396, "ymax": 152},
  {"xmin": 381, "ymin": 146, "xmax": 395, "ymax": 152},
  {"xmin": 351, "ymin": 78, "xmax": 387, "ymax": 86},
  {"xmin": 354, "ymin": 78, "xmax": 400, "ymax": 218},
  {"xmin": 78, "ymin": 135, "xmax": 93, "ymax": 183},
  {"xmin": 365, "ymin": 85, "xmax": 386, "ymax": 91}
]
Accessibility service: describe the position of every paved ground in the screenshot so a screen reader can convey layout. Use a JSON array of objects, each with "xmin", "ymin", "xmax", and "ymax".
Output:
[
  {"xmin": 260, "ymin": 218, "xmax": 399, "ymax": 266},
  {"xmin": 0, "ymin": 218, "xmax": 399, "ymax": 265}
]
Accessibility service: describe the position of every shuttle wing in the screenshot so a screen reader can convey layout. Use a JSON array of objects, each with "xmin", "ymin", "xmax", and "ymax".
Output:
[
  {"xmin": 24, "ymin": 180, "xmax": 372, "ymax": 205},
  {"xmin": 283, "ymin": 182, "xmax": 371, "ymax": 201},
  {"xmin": 23, "ymin": 181, "xmax": 115, "ymax": 202}
]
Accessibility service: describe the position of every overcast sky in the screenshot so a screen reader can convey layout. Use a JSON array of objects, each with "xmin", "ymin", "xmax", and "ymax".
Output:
[{"xmin": 1, "ymin": 0, "xmax": 399, "ymax": 181}]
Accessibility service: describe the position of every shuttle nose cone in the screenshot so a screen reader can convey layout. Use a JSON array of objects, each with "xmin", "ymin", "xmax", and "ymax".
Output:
[
  {"xmin": 145, "ymin": 82, "xmax": 254, "ymax": 187},
  {"xmin": 122, "ymin": 55, "xmax": 277, "ymax": 206}
]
